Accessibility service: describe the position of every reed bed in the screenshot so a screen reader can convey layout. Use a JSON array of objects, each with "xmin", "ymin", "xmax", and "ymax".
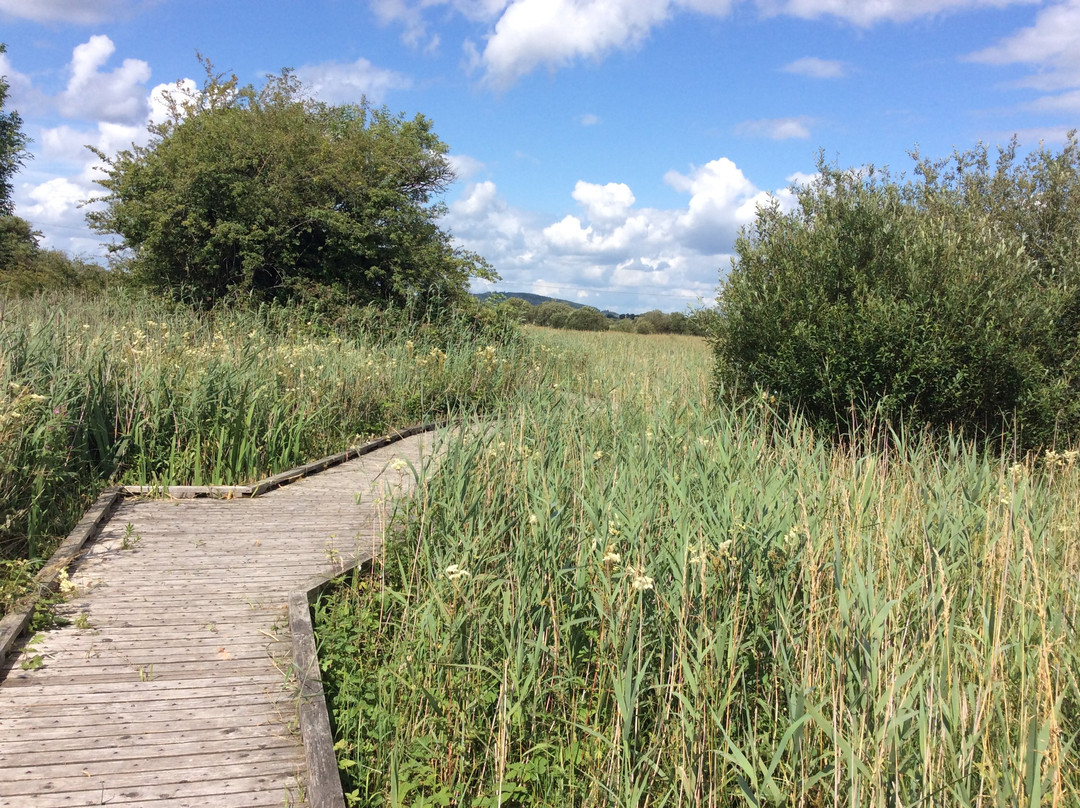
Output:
[
  {"xmin": 317, "ymin": 328, "xmax": 1080, "ymax": 806},
  {"xmin": 0, "ymin": 291, "xmax": 551, "ymax": 614}
]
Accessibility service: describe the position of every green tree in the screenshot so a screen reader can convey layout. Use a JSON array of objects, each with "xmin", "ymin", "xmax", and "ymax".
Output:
[
  {"xmin": 713, "ymin": 138, "xmax": 1080, "ymax": 451},
  {"xmin": 0, "ymin": 43, "xmax": 31, "ymax": 216},
  {"xmin": 89, "ymin": 59, "xmax": 494, "ymax": 310},
  {"xmin": 0, "ymin": 215, "xmax": 110, "ymax": 295},
  {"xmin": 533, "ymin": 300, "xmax": 574, "ymax": 329},
  {"xmin": 565, "ymin": 305, "xmax": 609, "ymax": 332}
]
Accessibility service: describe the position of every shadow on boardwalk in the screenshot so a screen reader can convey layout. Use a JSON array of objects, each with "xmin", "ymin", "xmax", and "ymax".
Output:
[{"xmin": 0, "ymin": 430, "xmax": 439, "ymax": 808}]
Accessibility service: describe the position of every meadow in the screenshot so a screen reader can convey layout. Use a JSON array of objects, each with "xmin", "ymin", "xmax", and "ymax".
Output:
[
  {"xmin": 316, "ymin": 327, "xmax": 1080, "ymax": 807},
  {"xmin": 0, "ymin": 291, "xmax": 544, "ymax": 615},
  {"xmin": 3, "ymin": 293, "xmax": 1077, "ymax": 805}
]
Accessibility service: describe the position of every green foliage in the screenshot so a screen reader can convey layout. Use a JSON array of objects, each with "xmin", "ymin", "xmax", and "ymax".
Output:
[
  {"xmin": 88, "ymin": 58, "xmax": 494, "ymax": 311},
  {"xmin": 0, "ymin": 216, "xmax": 111, "ymax": 295},
  {"xmin": 565, "ymin": 305, "xmax": 609, "ymax": 332},
  {"xmin": 0, "ymin": 290, "xmax": 536, "ymax": 614},
  {"xmin": 318, "ymin": 329, "xmax": 1079, "ymax": 805},
  {"xmin": 713, "ymin": 137, "xmax": 1080, "ymax": 451},
  {"xmin": 531, "ymin": 300, "xmax": 576, "ymax": 329},
  {"xmin": 0, "ymin": 43, "xmax": 31, "ymax": 216}
]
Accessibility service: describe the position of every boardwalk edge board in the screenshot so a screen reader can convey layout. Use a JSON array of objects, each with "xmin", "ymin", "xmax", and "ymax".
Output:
[
  {"xmin": 0, "ymin": 488, "xmax": 123, "ymax": 668},
  {"xmin": 290, "ymin": 583, "xmax": 346, "ymax": 808},
  {"xmin": 0, "ymin": 420, "xmax": 440, "ymax": 808},
  {"xmin": 122, "ymin": 421, "xmax": 437, "ymax": 499}
]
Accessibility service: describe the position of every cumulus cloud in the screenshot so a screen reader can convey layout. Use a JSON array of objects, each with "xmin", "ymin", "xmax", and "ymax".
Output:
[
  {"xmin": 296, "ymin": 57, "xmax": 412, "ymax": 105},
  {"xmin": 734, "ymin": 116, "xmax": 813, "ymax": 140},
  {"xmin": 579, "ymin": 112, "xmax": 602, "ymax": 125},
  {"xmin": 477, "ymin": 0, "xmax": 673, "ymax": 88},
  {"xmin": 13, "ymin": 64, "xmax": 197, "ymax": 257},
  {"xmin": 572, "ymin": 181, "xmax": 635, "ymax": 222},
  {"xmin": 58, "ymin": 36, "xmax": 151, "ymax": 125},
  {"xmin": 966, "ymin": 0, "xmax": 1080, "ymax": 111},
  {"xmin": 782, "ymin": 56, "xmax": 847, "ymax": 78},
  {"xmin": 372, "ymin": 0, "xmax": 1034, "ymax": 87},
  {"xmin": 446, "ymin": 156, "xmax": 796, "ymax": 311}
]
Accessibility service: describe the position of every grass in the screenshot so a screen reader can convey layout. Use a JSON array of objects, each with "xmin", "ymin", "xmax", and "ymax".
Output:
[
  {"xmin": 316, "ymin": 327, "xmax": 1080, "ymax": 806},
  {"xmin": 0, "ymin": 290, "xmax": 554, "ymax": 615}
]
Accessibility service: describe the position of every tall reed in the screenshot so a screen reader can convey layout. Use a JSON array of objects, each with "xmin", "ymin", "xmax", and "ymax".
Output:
[
  {"xmin": 317, "ymin": 329, "xmax": 1079, "ymax": 806},
  {"xmin": 0, "ymin": 291, "xmax": 547, "ymax": 614}
]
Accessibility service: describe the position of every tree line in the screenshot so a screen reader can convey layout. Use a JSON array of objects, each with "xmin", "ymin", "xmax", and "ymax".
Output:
[{"xmin": 497, "ymin": 297, "xmax": 714, "ymax": 335}]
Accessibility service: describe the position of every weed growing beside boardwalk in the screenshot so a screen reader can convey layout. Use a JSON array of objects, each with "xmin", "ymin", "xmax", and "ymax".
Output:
[
  {"xmin": 317, "ymin": 329, "xmax": 1079, "ymax": 806},
  {"xmin": 0, "ymin": 291, "xmax": 550, "ymax": 615}
]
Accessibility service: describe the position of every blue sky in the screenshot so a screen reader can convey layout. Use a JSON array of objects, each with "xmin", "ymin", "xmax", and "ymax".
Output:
[{"xmin": 2, "ymin": 0, "xmax": 1078, "ymax": 312}]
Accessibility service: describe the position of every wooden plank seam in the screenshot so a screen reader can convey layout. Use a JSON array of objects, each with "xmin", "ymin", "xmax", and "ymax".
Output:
[{"xmin": 0, "ymin": 421, "xmax": 441, "ymax": 808}]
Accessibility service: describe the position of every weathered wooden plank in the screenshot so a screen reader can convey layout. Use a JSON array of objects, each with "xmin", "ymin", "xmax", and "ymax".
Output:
[
  {"xmin": 1, "ymin": 747, "xmax": 307, "ymax": 792},
  {"xmin": 0, "ymin": 690, "xmax": 294, "ymax": 717},
  {"xmin": 0, "ymin": 769, "xmax": 307, "ymax": 807},
  {"xmin": 0, "ymin": 428, "xmax": 439, "ymax": 808},
  {"xmin": 0, "ymin": 697, "xmax": 294, "ymax": 731},
  {"xmin": 1, "ymin": 709, "xmax": 299, "ymax": 743},
  {"xmin": 289, "ymin": 589, "xmax": 345, "ymax": 808},
  {"xmin": 0, "ymin": 489, "xmax": 122, "ymax": 667},
  {"xmin": 0, "ymin": 725, "xmax": 299, "ymax": 757}
]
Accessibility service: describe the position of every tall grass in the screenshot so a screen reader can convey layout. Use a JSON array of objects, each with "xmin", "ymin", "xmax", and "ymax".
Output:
[
  {"xmin": 317, "ymin": 328, "xmax": 1080, "ymax": 806},
  {"xmin": 0, "ymin": 291, "xmax": 552, "ymax": 614}
]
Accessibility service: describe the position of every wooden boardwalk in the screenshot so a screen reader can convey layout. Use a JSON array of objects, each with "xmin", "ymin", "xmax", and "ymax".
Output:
[{"xmin": 0, "ymin": 431, "xmax": 437, "ymax": 807}]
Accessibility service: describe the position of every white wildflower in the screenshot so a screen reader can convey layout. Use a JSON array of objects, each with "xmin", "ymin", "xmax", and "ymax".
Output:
[
  {"xmin": 628, "ymin": 567, "xmax": 654, "ymax": 592},
  {"xmin": 444, "ymin": 564, "xmax": 470, "ymax": 582}
]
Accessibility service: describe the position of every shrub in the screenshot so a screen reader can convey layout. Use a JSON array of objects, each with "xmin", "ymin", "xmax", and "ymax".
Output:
[
  {"xmin": 565, "ymin": 305, "xmax": 610, "ymax": 332},
  {"xmin": 1, "ymin": 215, "xmax": 111, "ymax": 295},
  {"xmin": 88, "ymin": 59, "xmax": 493, "ymax": 312},
  {"xmin": 713, "ymin": 137, "xmax": 1080, "ymax": 451}
]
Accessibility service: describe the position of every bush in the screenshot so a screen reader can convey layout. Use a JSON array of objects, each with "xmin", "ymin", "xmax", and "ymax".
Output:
[
  {"xmin": 713, "ymin": 137, "xmax": 1080, "ymax": 452},
  {"xmin": 88, "ymin": 59, "xmax": 493, "ymax": 312},
  {"xmin": 565, "ymin": 305, "xmax": 610, "ymax": 332},
  {"xmin": 1, "ymin": 215, "xmax": 111, "ymax": 295}
]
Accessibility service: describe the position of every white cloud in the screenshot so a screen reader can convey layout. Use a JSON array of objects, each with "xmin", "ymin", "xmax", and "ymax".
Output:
[
  {"xmin": 13, "ymin": 71, "xmax": 198, "ymax": 258},
  {"xmin": 986, "ymin": 125, "xmax": 1079, "ymax": 145},
  {"xmin": 478, "ymin": 0, "xmax": 673, "ymax": 88},
  {"xmin": 782, "ymin": 56, "xmax": 847, "ymax": 78},
  {"xmin": 372, "ymin": 0, "xmax": 512, "ymax": 49},
  {"xmin": 447, "ymin": 156, "xmax": 793, "ymax": 311},
  {"xmin": 734, "ymin": 116, "xmax": 813, "ymax": 140},
  {"xmin": 758, "ymin": 0, "xmax": 1038, "ymax": 26},
  {"xmin": 296, "ymin": 57, "xmax": 412, "ymax": 105},
  {"xmin": 1025, "ymin": 89, "xmax": 1080, "ymax": 113},
  {"xmin": 374, "ymin": 0, "xmax": 1033, "ymax": 87},
  {"xmin": 571, "ymin": 181, "xmax": 635, "ymax": 222},
  {"xmin": 786, "ymin": 170, "xmax": 818, "ymax": 187},
  {"xmin": 966, "ymin": 0, "xmax": 1080, "ymax": 93},
  {"xmin": 579, "ymin": 112, "xmax": 602, "ymax": 125},
  {"xmin": 58, "ymin": 36, "xmax": 151, "ymax": 125},
  {"xmin": 23, "ymin": 177, "xmax": 90, "ymax": 222},
  {"xmin": 446, "ymin": 153, "xmax": 487, "ymax": 181},
  {"xmin": 0, "ymin": 0, "xmax": 144, "ymax": 24},
  {"xmin": 0, "ymin": 50, "xmax": 47, "ymax": 116}
]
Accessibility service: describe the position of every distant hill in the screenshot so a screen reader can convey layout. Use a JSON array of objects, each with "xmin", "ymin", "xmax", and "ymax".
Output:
[{"xmin": 473, "ymin": 291, "xmax": 624, "ymax": 318}]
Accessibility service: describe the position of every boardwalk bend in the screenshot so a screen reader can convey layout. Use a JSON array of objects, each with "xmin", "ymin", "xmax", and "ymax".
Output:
[{"xmin": 0, "ymin": 427, "xmax": 441, "ymax": 807}]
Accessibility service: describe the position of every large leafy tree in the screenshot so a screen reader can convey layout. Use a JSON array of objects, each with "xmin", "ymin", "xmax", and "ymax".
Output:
[
  {"xmin": 1, "ymin": 42, "xmax": 31, "ymax": 216},
  {"xmin": 89, "ymin": 60, "xmax": 494, "ymax": 309},
  {"xmin": 713, "ymin": 137, "xmax": 1080, "ymax": 451}
]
